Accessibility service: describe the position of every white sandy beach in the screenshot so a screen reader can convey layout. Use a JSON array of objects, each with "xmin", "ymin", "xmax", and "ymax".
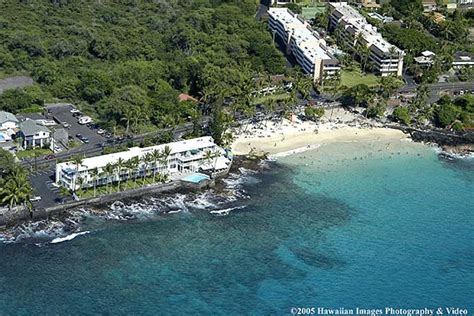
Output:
[{"xmin": 231, "ymin": 108, "xmax": 409, "ymax": 156}]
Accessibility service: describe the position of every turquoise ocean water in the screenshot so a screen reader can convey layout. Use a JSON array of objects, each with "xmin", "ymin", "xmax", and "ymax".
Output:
[{"xmin": 0, "ymin": 139, "xmax": 473, "ymax": 314}]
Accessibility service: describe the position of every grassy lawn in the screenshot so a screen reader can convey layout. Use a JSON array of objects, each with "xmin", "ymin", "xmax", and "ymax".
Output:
[
  {"xmin": 16, "ymin": 148, "xmax": 52, "ymax": 159},
  {"xmin": 301, "ymin": 6, "xmax": 326, "ymax": 19},
  {"xmin": 252, "ymin": 92, "xmax": 290, "ymax": 105},
  {"xmin": 68, "ymin": 140, "xmax": 81, "ymax": 149},
  {"xmin": 77, "ymin": 175, "xmax": 167, "ymax": 199},
  {"xmin": 341, "ymin": 69, "xmax": 379, "ymax": 88}
]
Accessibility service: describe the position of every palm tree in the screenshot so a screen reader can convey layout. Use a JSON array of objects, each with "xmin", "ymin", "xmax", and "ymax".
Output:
[
  {"xmin": 76, "ymin": 176, "xmax": 85, "ymax": 197},
  {"xmin": 121, "ymin": 107, "xmax": 135, "ymax": 135},
  {"xmin": 98, "ymin": 170, "xmax": 106, "ymax": 192},
  {"xmin": 131, "ymin": 107, "xmax": 150, "ymax": 134},
  {"xmin": 90, "ymin": 167, "xmax": 99, "ymax": 197},
  {"xmin": 322, "ymin": 74, "xmax": 342, "ymax": 121},
  {"xmin": 115, "ymin": 158, "xmax": 125, "ymax": 191},
  {"xmin": 129, "ymin": 156, "xmax": 140, "ymax": 184},
  {"xmin": 212, "ymin": 150, "xmax": 222, "ymax": 172},
  {"xmin": 142, "ymin": 153, "xmax": 154, "ymax": 183},
  {"xmin": 104, "ymin": 163, "xmax": 115, "ymax": 194},
  {"xmin": 353, "ymin": 32, "xmax": 364, "ymax": 60},
  {"xmin": 150, "ymin": 149, "xmax": 162, "ymax": 182},
  {"xmin": 0, "ymin": 169, "xmax": 32, "ymax": 209},
  {"xmin": 359, "ymin": 45, "xmax": 371, "ymax": 73},
  {"xmin": 71, "ymin": 155, "xmax": 83, "ymax": 193},
  {"xmin": 221, "ymin": 132, "xmax": 234, "ymax": 148},
  {"xmin": 203, "ymin": 150, "xmax": 213, "ymax": 169},
  {"xmin": 123, "ymin": 159, "xmax": 133, "ymax": 189},
  {"xmin": 161, "ymin": 145, "xmax": 172, "ymax": 174},
  {"xmin": 297, "ymin": 76, "xmax": 313, "ymax": 101}
]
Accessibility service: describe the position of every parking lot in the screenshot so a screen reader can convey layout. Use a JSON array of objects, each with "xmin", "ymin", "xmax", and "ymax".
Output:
[
  {"xmin": 27, "ymin": 165, "xmax": 73, "ymax": 208},
  {"xmin": 46, "ymin": 103, "xmax": 107, "ymax": 150}
]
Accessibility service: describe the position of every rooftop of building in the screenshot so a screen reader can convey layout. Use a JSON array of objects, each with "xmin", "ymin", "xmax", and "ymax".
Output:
[
  {"xmin": 268, "ymin": 8, "xmax": 336, "ymax": 61},
  {"xmin": 178, "ymin": 93, "xmax": 199, "ymax": 103},
  {"xmin": 454, "ymin": 51, "xmax": 474, "ymax": 62},
  {"xmin": 0, "ymin": 111, "xmax": 18, "ymax": 125},
  {"xmin": 421, "ymin": 50, "xmax": 436, "ymax": 57},
  {"xmin": 18, "ymin": 119, "xmax": 50, "ymax": 136},
  {"xmin": 58, "ymin": 136, "xmax": 219, "ymax": 172},
  {"xmin": 329, "ymin": 2, "xmax": 403, "ymax": 55}
]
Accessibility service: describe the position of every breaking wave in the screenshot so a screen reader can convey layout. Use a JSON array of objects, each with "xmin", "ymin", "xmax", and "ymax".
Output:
[
  {"xmin": 431, "ymin": 144, "xmax": 474, "ymax": 160},
  {"xmin": 210, "ymin": 205, "xmax": 247, "ymax": 216},
  {"xmin": 1, "ymin": 167, "xmax": 258, "ymax": 244},
  {"xmin": 268, "ymin": 144, "xmax": 321, "ymax": 160}
]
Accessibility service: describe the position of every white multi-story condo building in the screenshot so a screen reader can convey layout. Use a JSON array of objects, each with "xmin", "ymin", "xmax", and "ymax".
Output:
[
  {"xmin": 452, "ymin": 52, "xmax": 474, "ymax": 69},
  {"xmin": 55, "ymin": 137, "xmax": 232, "ymax": 191},
  {"xmin": 268, "ymin": 8, "xmax": 340, "ymax": 82},
  {"xmin": 328, "ymin": 2, "xmax": 404, "ymax": 77}
]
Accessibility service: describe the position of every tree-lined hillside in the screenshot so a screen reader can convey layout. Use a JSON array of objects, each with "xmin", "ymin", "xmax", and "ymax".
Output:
[{"xmin": 0, "ymin": 0, "xmax": 285, "ymax": 132}]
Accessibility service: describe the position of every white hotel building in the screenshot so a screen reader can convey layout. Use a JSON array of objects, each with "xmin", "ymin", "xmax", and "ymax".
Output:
[
  {"xmin": 268, "ymin": 8, "xmax": 340, "ymax": 82},
  {"xmin": 328, "ymin": 2, "xmax": 404, "ymax": 77},
  {"xmin": 55, "ymin": 137, "xmax": 232, "ymax": 191}
]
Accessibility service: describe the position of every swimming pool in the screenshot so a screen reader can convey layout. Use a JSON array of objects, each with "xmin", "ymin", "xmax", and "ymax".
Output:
[{"xmin": 181, "ymin": 173, "xmax": 210, "ymax": 184}]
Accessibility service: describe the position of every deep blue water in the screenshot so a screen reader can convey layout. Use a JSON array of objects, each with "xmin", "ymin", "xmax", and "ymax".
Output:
[{"xmin": 0, "ymin": 140, "xmax": 473, "ymax": 315}]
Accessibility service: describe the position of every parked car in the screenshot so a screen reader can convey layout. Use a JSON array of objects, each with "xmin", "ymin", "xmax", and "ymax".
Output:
[
  {"xmin": 78, "ymin": 116, "xmax": 93, "ymax": 125},
  {"xmin": 97, "ymin": 129, "xmax": 105, "ymax": 135},
  {"xmin": 72, "ymin": 112, "xmax": 82, "ymax": 118},
  {"xmin": 70, "ymin": 108, "xmax": 81, "ymax": 114},
  {"xmin": 76, "ymin": 133, "xmax": 82, "ymax": 139},
  {"xmin": 44, "ymin": 154, "xmax": 56, "ymax": 160},
  {"xmin": 29, "ymin": 196, "xmax": 42, "ymax": 202},
  {"xmin": 62, "ymin": 122, "xmax": 71, "ymax": 128}
]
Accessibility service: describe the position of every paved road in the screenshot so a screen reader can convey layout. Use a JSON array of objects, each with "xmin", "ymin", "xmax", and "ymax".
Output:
[
  {"xmin": 0, "ymin": 76, "xmax": 34, "ymax": 94},
  {"xmin": 399, "ymin": 81, "xmax": 474, "ymax": 93},
  {"xmin": 398, "ymin": 80, "xmax": 474, "ymax": 104}
]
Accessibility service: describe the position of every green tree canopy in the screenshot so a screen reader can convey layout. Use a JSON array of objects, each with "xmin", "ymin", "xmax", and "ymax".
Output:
[{"xmin": 393, "ymin": 107, "xmax": 411, "ymax": 125}]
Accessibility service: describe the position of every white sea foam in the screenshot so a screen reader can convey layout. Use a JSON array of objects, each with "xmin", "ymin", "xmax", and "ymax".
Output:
[
  {"xmin": 431, "ymin": 144, "xmax": 474, "ymax": 160},
  {"xmin": 2, "ymin": 165, "xmax": 254, "ymax": 244},
  {"xmin": 51, "ymin": 231, "xmax": 90, "ymax": 244},
  {"xmin": 188, "ymin": 192, "xmax": 218, "ymax": 209},
  {"xmin": 268, "ymin": 144, "xmax": 321, "ymax": 160},
  {"xmin": 210, "ymin": 205, "xmax": 246, "ymax": 216}
]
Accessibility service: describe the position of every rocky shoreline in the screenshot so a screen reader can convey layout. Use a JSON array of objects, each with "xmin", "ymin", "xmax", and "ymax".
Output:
[{"xmin": 389, "ymin": 125, "xmax": 474, "ymax": 157}]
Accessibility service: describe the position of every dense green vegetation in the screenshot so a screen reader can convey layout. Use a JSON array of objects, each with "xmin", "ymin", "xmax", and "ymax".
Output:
[
  {"xmin": 434, "ymin": 95, "xmax": 474, "ymax": 130},
  {"xmin": 380, "ymin": 25, "xmax": 437, "ymax": 58},
  {"xmin": 0, "ymin": 0, "xmax": 286, "ymax": 136},
  {"xmin": 0, "ymin": 149, "xmax": 33, "ymax": 209},
  {"xmin": 379, "ymin": 0, "xmax": 472, "ymax": 77}
]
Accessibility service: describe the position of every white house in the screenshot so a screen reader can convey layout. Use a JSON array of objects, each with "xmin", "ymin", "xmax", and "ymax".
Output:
[
  {"xmin": 414, "ymin": 50, "xmax": 436, "ymax": 67},
  {"xmin": 17, "ymin": 119, "xmax": 51, "ymax": 149},
  {"xmin": 0, "ymin": 111, "xmax": 19, "ymax": 131},
  {"xmin": 55, "ymin": 136, "xmax": 232, "ymax": 191}
]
